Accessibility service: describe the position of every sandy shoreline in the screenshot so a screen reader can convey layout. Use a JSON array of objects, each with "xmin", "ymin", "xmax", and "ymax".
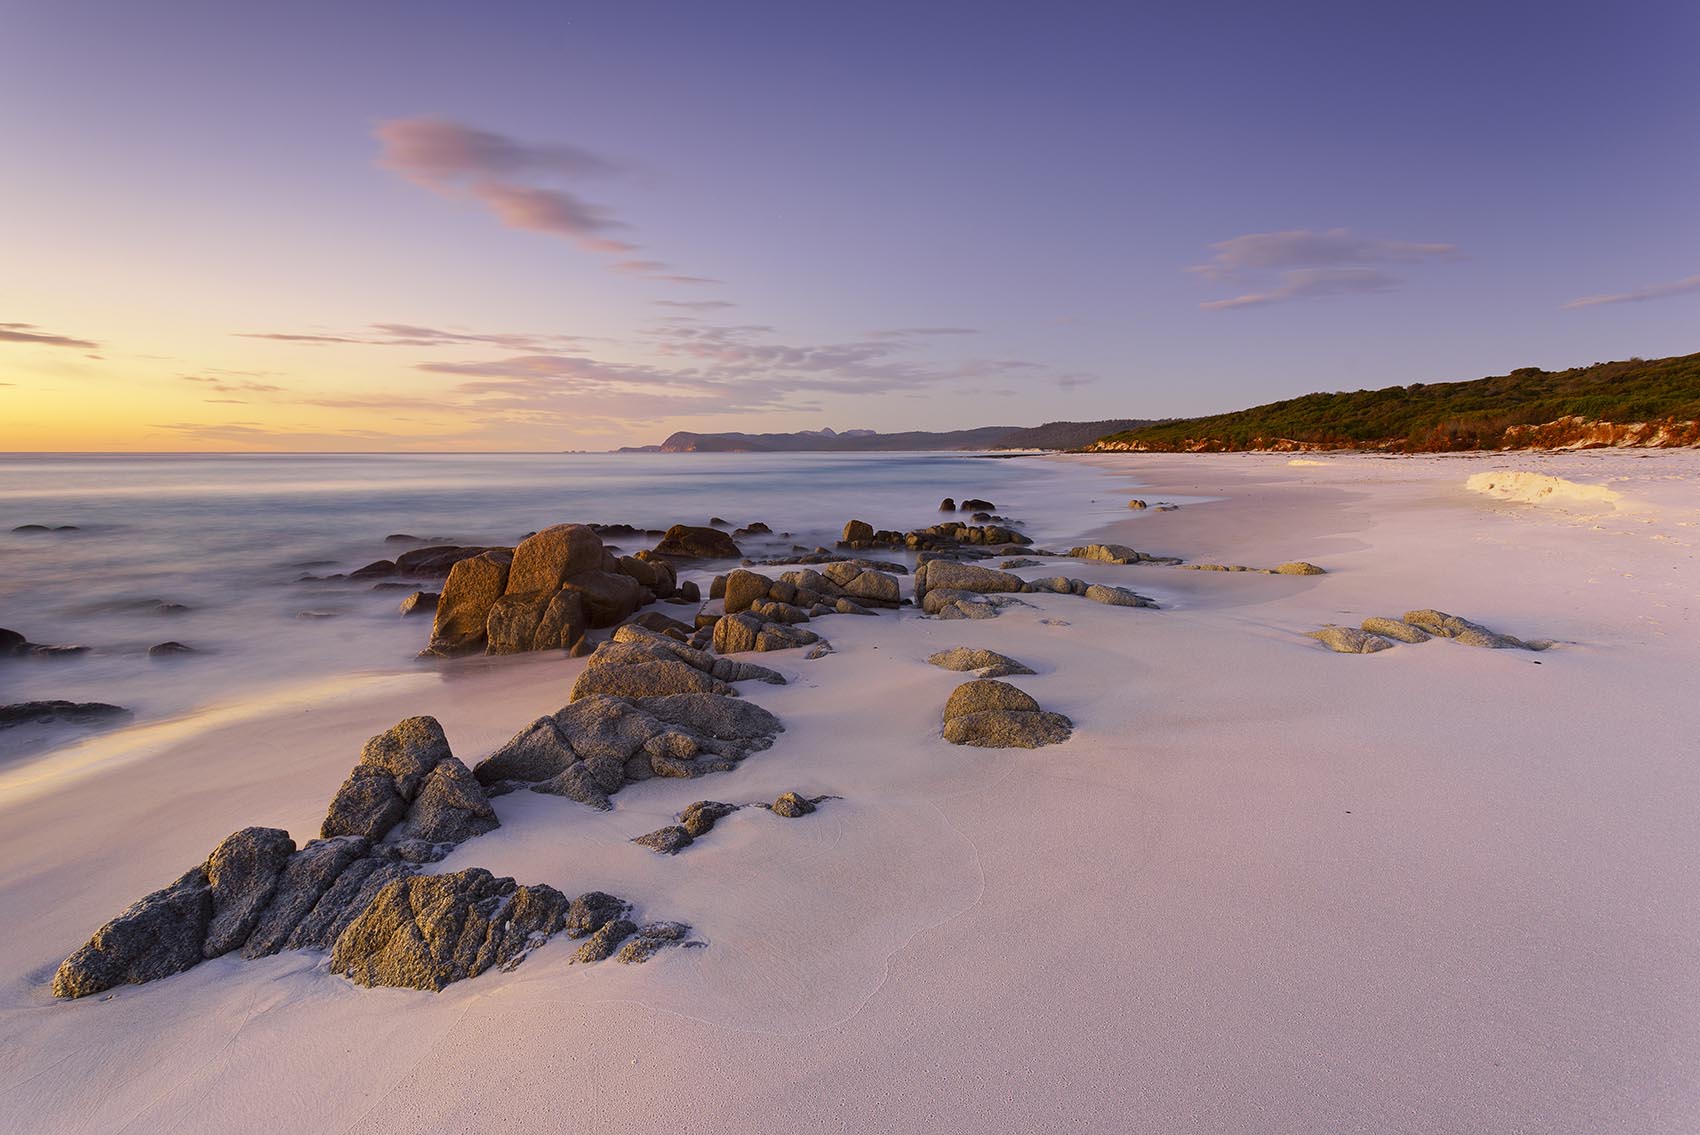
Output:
[{"xmin": 3, "ymin": 450, "xmax": 1697, "ymax": 1134}]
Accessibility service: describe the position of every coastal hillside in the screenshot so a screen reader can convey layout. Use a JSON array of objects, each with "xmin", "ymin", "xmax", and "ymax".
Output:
[
  {"xmin": 1086, "ymin": 353, "xmax": 1700, "ymax": 453},
  {"xmin": 621, "ymin": 420, "xmax": 1152, "ymax": 453}
]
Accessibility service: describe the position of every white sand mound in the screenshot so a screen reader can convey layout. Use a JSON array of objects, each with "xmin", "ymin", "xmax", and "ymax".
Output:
[
  {"xmin": 1287, "ymin": 458, "xmax": 1328, "ymax": 467},
  {"xmin": 1465, "ymin": 470, "xmax": 1622, "ymax": 507}
]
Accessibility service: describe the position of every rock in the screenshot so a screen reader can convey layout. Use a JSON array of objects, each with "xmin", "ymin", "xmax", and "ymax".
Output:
[
  {"xmin": 1082, "ymin": 583, "xmax": 1158, "ymax": 608},
  {"xmin": 361, "ymin": 716, "xmax": 454, "ymax": 798},
  {"xmin": 915, "ymin": 560, "xmax": 1025, "ymax": 599},
  {"xmin": 148, "ymin": 640, "xmax": 195, "ymax": 657},
  {"xmin": 633, "ymin": 825, "xmax": 694, "ymax": 854},
  {"xmin": 804, "ymin": 643, "xmax": 834, "ymax": 659},
  {"xmin": 0, "ymin": 627, "xmax": 25, "ymax": 656},
  {"xmin": 944, "ymin": 679, "xmax": 1040, "ymax": 718},
  {"xmin": 572, "ymin": 917, "xmax": 636, "ymax": 963},
  {"xmin": 562, "ymin": 570, "xmax": 645, "ymax": 628},
  {"xmin": 614, "ymin": 921, "xmax": 693, "ymax": 964},
  {"xmin": 202, "ymin": 827, "xmax": 296, "ymax": 958},
  {"xmin": 350, "ymin": 558, "xmax": 398, "ymax": 580},
  {"xmin": 425, "ymin": 549, "xmax": 513, "ymax": 656},
  {"xmin": 841, "ymin": 569, "xmax": 900, "ymax": 605},
  {"xmin": 241, "ymin": 836, "xmax": 372, "ymax": 958},
  {"xmin": 1023, "ymin": 576, "xmax": 1074, "ymax": 594},
  {"xmin": 405, "ymin": 758, "xmax": 499, "ymax": 844},
  {"xmin": 940, "ymin": 679, "xmax": 1072, "ymax": 749},
  {"xmin": 771, "ymin": 792, "xmax": 816, "ymax": 818},
  {"xmin": 0, "ymin": 701, "xmax": 129, "ymax": 728},
  {"xmin": 1001, "ymin": 558, "xmax": 1043, "ymax": 569},
  {"xmin": 960, "ymin": 498, "xmax": 995, "ymax": 511},
  {"xmin": 676, "ymin": 800, "xmax": 737, "ymax": 837},
  {"xmin": 652, "ymin": 524, "xmax": 742, "ymax": 560},
  {"xmin": 1306, "ymin": 626, "xmax": 1393, "ymax": 654},
  {"xmin": 938, "ymin": 498, "xmax": 956, "ymax": 511},
  {"xmin": 1274, "ymin": 561, "xmax": 1326, "ymax": 575},
  {"xmin": 1128, "ymin": 499, "xmax": 1148, "ymax": 509},
  {"xmin": 507, "ymin": 524, "xmax": 606, "ymax": 594},
  {"xmin": 53, "ymin": 867, "xmax": 212, "ymax": 998},
  {"xmin": 532, "ymin": 762, "xmax": 613, "ymax": 810},
  {"xmin": 1069, "ymin": 543, "xmax": 1148, "ymax": 565},
  {"xmin": 922, "ymin": 589, "xmax": 1002, "ymax": 619},
  {"xmin": 528, "ymin": 588, "xmax": 588, "ymax": 652},
  {"xmin": 945, "ymin": 710, "xmax": 1075, "ymax": 748},
  {"xmin": 627, "ymin": 611, "xmax": 693, "ymax": 637},
  {"xmin": 397, "ymin": 590, "xmax": 440, "ymax": 618},
  {"xmin": 394, "ymin": 544, "xmax": 508, "ymax": 578},
  {"xmin": 927, "ymin": 647, "xmax": 1035, "ymax": 678},
  {"xmin": 713, "ymin": 611, "xmax": 820, "ymax": 654},
  {"xmin": 723, "ymin": 568, "xmax": 775, "ymax": 614},
  {"xmin": 564, "ymin": 891, "xmax": 630, "ymax": 938},
  {"xmin": 1361, "ymin": 616, "xmax": 1431, "ymax": 643},
  {"xmin": 1400, "ymin": 609, "xmax": 1542, "ymax": 649},
  {"xmin": 485, "ymin": 590, "xmax": 554, "ymax": 654},
  {"xmin": 842, "ymin": 519, "xmax": 877, "ymax": 547},
  {"xmin": 678, "ymin": 580, "xmax": 701, "ymax": 603},
  {"xmin": 320, "ymin": 766, "xmax": 409, "ymax": 841},
  {"xmin": 329, "ymin": 868, "xmax": 570, "ymax": 990},
  {"xmin": 285, "ymin": 859, "xmax": 417, "ymax": 952},
  {"xmin": 570, "ymin": 659, "xmax": 737, "ymax": 702}
]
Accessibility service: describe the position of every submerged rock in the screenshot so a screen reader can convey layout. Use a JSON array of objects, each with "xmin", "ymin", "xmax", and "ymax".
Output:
[
  {"xmin": 651, "ymin": 524, "xmax": 742, "ymax": 560},
  {"xmin": 0, "ymin": 701, "xmax": 129, "ymax": 728}
]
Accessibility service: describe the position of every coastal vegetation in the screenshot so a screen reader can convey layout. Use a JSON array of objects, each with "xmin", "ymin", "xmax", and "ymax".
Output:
[{"xmin": 1087, "ymin": 352, "xmax": 1700, "ymax": 452}]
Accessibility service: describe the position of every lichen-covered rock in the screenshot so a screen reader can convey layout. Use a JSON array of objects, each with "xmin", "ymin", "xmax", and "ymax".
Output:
[
  {"xmin": 1082, "ymin": 583, "xmax": 1158, "ymax": 609},
  {"xmin": 404, "ymin": 758, "xmax": 499, "ymax": 844},
  {"xmin": 944, "ymin": 710, "xmax": 1074, "ymax": 748},
  {"xmin": 425, "ymin": 549, "xmax": 513, "ymax": 656},
  {"xmin": 242, "ymin": 836, "xmax": 371, "ymax": 958},
  {"xmin": 771, "ymin": 792, "xmax": 816, "ymax": 818},
  {"xmin": 652, "ymin": 525, "xmax": 741, "ymax": 560},
  {"xmin": 507, "ymin": 524, "xmax": 606, "ymax": 594},
  {"xmin": 940, "ymin": 679, "xmax": 1072, "ymax": 749},
  {"xmin": 53, "ymin": 867, "xmax": 213, "ymax": 998},
  {"xmin": 329, "ymin": 868, "xmax": 570, "ymax": 991},
  {"xmin": 202, "ymin": 827, "xmax": 296, "ymax": 958},
  {"xmin": 570, "ymin": 659, "xmax": 737, "ymax": 702},
  {"xmin": 670, "ymin": 800, "xmax": 733, "ymax": 838},
  {"xmin": 915, "ymin": 560, "xmax": 1025, "ymax": 600},
  {"xmin": 632, "ymin": 825, "xmax": 694, "ymax": 854},
  {"xmin": 926, "ymin": 647, "xmax": 1036, "ymax": 678},
  {"xmin": 1361, "ymin": 616, "xmax": 1431, "ymax": 643},
  {"xmin": 572, "ymin": 917, "xmax": 636, "ymax": 962},
  {"xmin": 615, "ymin": 921, "xmax": 693, "ymax": 964},
  {"xmin": 565, "ymin": 891, "xmax": 630, "ymax": 938},
  {"xmin": 321, "ymin": 765, "xmax": 409, "ymax": 842},
  {"xmin": 1306, "ymin": 626, "xmax": 1393, "ymax": 653}
]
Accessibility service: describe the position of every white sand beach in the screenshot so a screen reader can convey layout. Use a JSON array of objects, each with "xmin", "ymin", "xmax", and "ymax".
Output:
[{"xmin": 3, "ymin": 451, "xmax": 1697, "ymax": 1134}]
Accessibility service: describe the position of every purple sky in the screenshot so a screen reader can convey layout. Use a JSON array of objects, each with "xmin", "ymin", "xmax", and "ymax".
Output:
[{"xmin": 2, "ymin": 0, "xmax": 1696, "ymax": 449}]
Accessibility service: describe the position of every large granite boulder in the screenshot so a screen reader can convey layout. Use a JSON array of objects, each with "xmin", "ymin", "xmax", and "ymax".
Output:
[
  {"xmin": 723, "ymin": 569, "xmax": 775, "ymax": 614},
  {"xmin": 941, "ymin": 679, "xmax": 1073, "ymax": 749},
  {"xmin": 425, "ymin": 550, "xmax": 513, "ymax": 656},
  {"xmin": 322, "ymin": 717, "xmax": 496, "ymax": 851},
  {"xmin": 507, "ymin": 524, "xmax": 605, "ymax": 594},
  {"xmin": 651, "ymin": 525, "xmax": 741, "ymax": 560},
  {"xmin": 563, "ymin": 570, "xmax": 646, "ymax": 628},
  {"xmin": 712, "ymin": 612, "xmax": 821, "ymax": 654},
  {"xmin": 915, "ymin": 560, "xmax": 1025, "ymax": 601},
  {"xmin": 328, "ymin": 868, "xmax": 570, "ymax": 991}
]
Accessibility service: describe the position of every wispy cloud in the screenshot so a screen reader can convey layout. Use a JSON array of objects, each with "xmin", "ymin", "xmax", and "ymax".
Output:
[
  {"xmin": 183, "ymin": 374, "xmax": 286, "ymax": 394},
  {"xmin": 1, "ymin": 321, "xmax": 99, "ymax": 349},
  {"xmin": 867, "ymin": 327, "xmax": 979, "ymax": 339},
  {"xmin": 654, "ymin": 299, "xmax": 738, "ymax": 311},
  {"xmin": 236, "ymin": 323, "xmax": 580, "ymax": 350},
  {"xmin": 1192, "ymin": 228, "xmax": 1459, "ymax": 310},
  {"xmin": 374, "ymin": 118, "xmax": 719, "ymax": 286},
  {"xmin": 1563, "ymin": 273, "xmax": 1700, "ymax": 309}
]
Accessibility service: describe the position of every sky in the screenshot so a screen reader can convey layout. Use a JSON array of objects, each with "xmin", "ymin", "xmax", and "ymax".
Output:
[{"xmin": 2, "ymin": 0, "xmax": 1697, "ymax": 452}]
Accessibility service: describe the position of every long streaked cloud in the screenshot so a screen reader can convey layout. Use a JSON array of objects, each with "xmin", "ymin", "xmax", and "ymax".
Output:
[
  {"xmin": 1, "ymin": 321, "xmax": 99, "ymax": 349},
  {"xmin": 375, "ymin": 117, "xmax": 718, "ymax": 287},
  {"xmin": 1192, "ymin": 228, "xmax": 1459, "ymax": 310},
  {"xmin": 1563, "ymin": 273, "xmax": 1700, "ymax": 309},
  {"xmin": 236, "ymin": 323, "xmax": 582, "ymax": 350}
]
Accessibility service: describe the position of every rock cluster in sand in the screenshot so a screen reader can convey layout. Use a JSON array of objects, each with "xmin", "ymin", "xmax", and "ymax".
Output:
[{"xmin": 1307, "ymin": 609, "xmax": 1552, "ymax": 654}]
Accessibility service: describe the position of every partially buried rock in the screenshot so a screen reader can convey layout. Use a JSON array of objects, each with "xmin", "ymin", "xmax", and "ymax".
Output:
[
  {"xmin": 572, "ymin": 918, "xmax": 636, "ymax": 963},
  {"xmin": 53, "ymin": 867, "xmax": 212, "ymax": 998},
  {"xmin": 1082, "ymin": 583, "xmax": 1158, "ymax": 609},
  {"xmin": 771, "ymin": 791, "xmax": 816, "ymax": 818},
  {"xmin": 614, "ymin": 921, "xmax": 694, "ymax": 964},
  {"xmin": 1274, "ymin": 561, "xmax": 1326, "ymax": 575},
  {"xmin": 202, "ymin": 827, "xmax": 296, "ymax": 958},
  {"xmin": 148, "ymin": 641, "xmax": 196, "ymax": 657},
  {"xmin": 329, "ymin": 868, "xmax": 571, "ymax": 991},
  {"xmin": 1306, "ymin": 626, "xmax": 1392, "ymax": 654},
  {"xmin": 1402, "ymin": 609, "xmax": 1547, "ymax": 650},
  {"xmin": 651, "ymin": 524, "xmax": 741, "ymax": 560},
  {"xmin": 927, "ymin": 647, "xmax": 1036, "ymax": 678},
  {"xmin": 1361, "ymin": 616, "xmax": 1430, "ymax": 643},
  {"xmin": 681, "ymin": 799, "xmax": 739, "ymax": 837},
  {"xmin": 941, "ymin": 679, "xmax": 1073, "ymax": 749},
  {"xmin": 632, "ymin": 825, "xmax": 694, "ymax": 855}
]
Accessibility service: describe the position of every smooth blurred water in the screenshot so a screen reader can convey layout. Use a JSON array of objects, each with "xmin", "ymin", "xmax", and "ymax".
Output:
[{"xmin": 0, "ymin": 452, "xmax": 1134, "ymax": 759}]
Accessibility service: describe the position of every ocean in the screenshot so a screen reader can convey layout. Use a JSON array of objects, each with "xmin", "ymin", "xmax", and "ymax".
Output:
[{"xmin": 0, "ymin": 451, "xmax": 1142, "ymax": 761}]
